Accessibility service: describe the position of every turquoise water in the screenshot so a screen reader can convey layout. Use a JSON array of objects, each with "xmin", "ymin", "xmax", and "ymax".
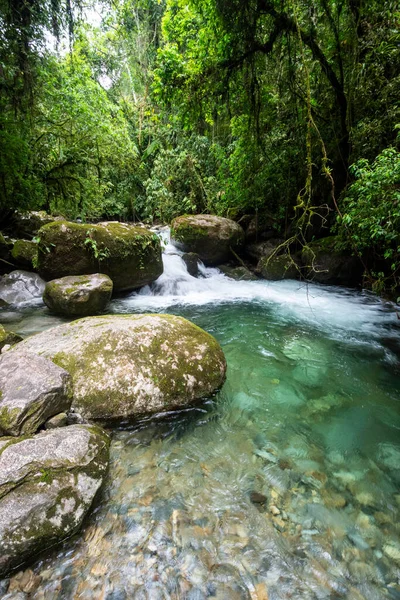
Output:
[{"xmin": 1, "ymin": 246, "xmax": 400, "ymax": 599}]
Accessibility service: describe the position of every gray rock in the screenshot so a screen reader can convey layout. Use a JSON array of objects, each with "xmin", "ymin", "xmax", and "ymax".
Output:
[
  {"xmin": 219, "ymin": 265, "xmax": 258, "ymax": 281},
  {"xmin": 171, "ymin": 215, "xmax": 244, "ymax": 266},
  {"xmin": 10, "ymin": 314, "xmax": 227, "ymax": 421},
  {"xmin": 44, "ymin": 412, "xmax": 68, "ymax": 429},
  {"xmin": 182, "ymin": 253, "xmax": 201, "ymax": 277},
  {"xmin": 245, "ymin": 238, "xmax": 284, "ymax": 262},
  {"xmin": 0, "ymin": 271, "xmax": 45, "ymax": 305},
  {"xmin": 43, "ymin": 274, "xmax": 113, "ymax": 316},
  {"xmin": 0, "ymin": 424, "xmax": 110, "ymax": 576},
  {"xmin": 0, "ymin": 351, "xmax": 72, "ymax": 436},
  {"xmin": 245, "ymin": 215, "xmax": 277, "ymax": 243}
]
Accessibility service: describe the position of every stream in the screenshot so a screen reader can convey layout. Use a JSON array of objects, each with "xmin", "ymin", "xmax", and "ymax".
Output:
[{"xmin": 1, "ymin": 231, "xmax": 400, "ymax": 599}]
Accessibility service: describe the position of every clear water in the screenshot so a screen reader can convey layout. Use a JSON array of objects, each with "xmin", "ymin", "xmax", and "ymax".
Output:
[{"xmin": 1, "ymin": 232, "xmax": 400, "ymax": 599}]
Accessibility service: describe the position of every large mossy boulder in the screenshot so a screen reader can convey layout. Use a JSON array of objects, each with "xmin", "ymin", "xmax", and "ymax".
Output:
[
  {"xmin": 0, "ymin": 351, "xmax": 72, "ymax": 437},
  {"xmin": 0, "ymin": 270, "xmax": 45, "ymax": 305},
  {"xmin": 171, "ymin": 215, "xmax": 245, "ymax": 266},
  {"xmin": 301, "ymin": 236, "xmax": 363, "ymax": 286},
  {"xmin": 12, "ymin": 314, "xmax": 227, "ymax": 421},
  {"xmin": 43, "ymin": 274, "xmax": 113, "ymax": 317},
  {"xmin": 11, "ymin": 240, "xmax": 38, "ymax": 270},
  {"xmin": 258, "ymin": 254, "xmax": 300, "ymax": 281},
  {"xmin": 0, "ymin": 424, "xmax": 109, "ymax": 576},
  {"xmin": 37, "ymin": 221, "xmax": 163, "ymax": 292}
]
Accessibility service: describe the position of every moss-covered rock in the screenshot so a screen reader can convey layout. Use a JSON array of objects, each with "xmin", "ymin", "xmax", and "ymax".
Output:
[
  {"xmin": 301, "ymin": 236, "xmax": 363, "ymax": 286},
  {"xmin": 171, "ymin": 215, "xmax": 245, "ymax": 266},
  {"xmin": 0, "ymin": 351, "xmax": 72, "ymax": 436},
  {"xmin": 258, "ymin": 254, "xmax": 300, "ymax": 281},
  {"xmin": 11, "ymin": 240, "xmax": 38, "ymax": 270},
  {"xmin": 0, "ymin": 424, "xmax": 109, "ymax": 576},
  {"xmin": 219, "ymin": 265, "xmax": 258, "ymax": 281},
  {"xmin": 43, "ymin": 274, "xmax": 113, "ymax": 317},
  {"xmin": 11, "ymin": 314, "xmax": 227, "ymax": 422},
  {"xmin": 0, "ymin": 325, "xmax": 22, "ymax": 351},
  {"xmin": 37, "ymin": 221, "xmax": 163, "ymax": 292}
]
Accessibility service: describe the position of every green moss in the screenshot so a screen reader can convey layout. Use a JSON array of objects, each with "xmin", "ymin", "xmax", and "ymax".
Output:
[
  {"xmin": 48, "ymin": 314, "xmax": 226, "ymax": 420},
  {"xmin": 11, "ymin": 239, "xmax": 38, "ymax": 268},
  {"xmin": 171, "ymin": 223, "xmax": 209, "ymax": 245},
  {"xmin": 37, "ymin": 221, "xmax": 162, "ymax": 291},
  {"xmin": 0, "ymin": 406, "xmax": 22, "ymax": 434},
  {"xmin": 259, "ymin": 254, "xmax": 300, "ymax": 281}
]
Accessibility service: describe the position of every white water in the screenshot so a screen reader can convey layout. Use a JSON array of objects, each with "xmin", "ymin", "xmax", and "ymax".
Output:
[{"xmin": 112, "ymin": 229, "xmax": 398, "ymax": 344}]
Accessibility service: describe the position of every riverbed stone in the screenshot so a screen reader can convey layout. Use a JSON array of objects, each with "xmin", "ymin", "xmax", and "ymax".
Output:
[
  {"xmin": 0, "ymin": 271, "xmax": 45, "ymax": 305},
  {"xmin": 0, "ymin": 326, "xmax": 22, "ymax": 351},
  {"xmin": 11, "ymin": 314, "xmax": 227, "ymax": 421},
  {"xmin": 37, "ymin": 221, "xmax": 163, "ymax": 292},
  {"xmin": 43, "ymin": 274, "xmax": 113, "ymax": 316},
  {"xmin": 0, "ymin": 424, "xmax": 110, "ymax": 576},
  {"xmin": 301, "ymin": 236, "xmax": 363, "ymax": 286},
  {"xmin": 219, "ymin": 265, "xmax": 258, "ymax": 281},
  {"xmin": 182, "ymin": 253, "xmax": 201, "ymax": 277},
  {"xmin": 171, "ymin": 215, "xmax": 244, "ymax": 266},
  {"xmin": 258, "ymin": 254, "xmax": 300, "ymax": 280},
  {"xmin": 0, "ymin": 351, "xmax": 72, "ymax": 437},
  {"xmin": 11, "ymin": 240, "xmax": 38, "ymax": 271}
]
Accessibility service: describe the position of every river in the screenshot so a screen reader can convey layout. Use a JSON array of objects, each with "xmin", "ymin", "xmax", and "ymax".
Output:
[{"xmin": 1, "ymin": 230, "xmax": 399, "ymax": 599}]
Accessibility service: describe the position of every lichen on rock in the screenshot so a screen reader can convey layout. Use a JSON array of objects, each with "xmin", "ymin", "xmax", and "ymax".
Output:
[
  {"xmin": 0, "ymin": 424, "xmax": 110, "ymax": 576},
  {"xmin": 43, "ymin": 274, "xmax": 113, "ymax": 316},
  {"xmin": 0, "ymin": 351, "xmax": 72, "ymax": 437},
  {"xmin": 11, "ymin": 314, "xmax": 227, "ymax": 421}
]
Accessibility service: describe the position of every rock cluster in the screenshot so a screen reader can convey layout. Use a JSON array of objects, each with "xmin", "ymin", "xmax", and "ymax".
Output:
[
  {"xmin": 0, "ymin": 310, "xmax": 227, "ymax": 576},
  {"xmin": 37, "ymin": 221, "xmax": 163, "ymax": 292}
]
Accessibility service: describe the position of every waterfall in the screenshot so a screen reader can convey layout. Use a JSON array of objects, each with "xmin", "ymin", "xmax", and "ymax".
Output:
[{"xmin": 111, "ymin": 228, "xmax": 397, "ymax": 342}]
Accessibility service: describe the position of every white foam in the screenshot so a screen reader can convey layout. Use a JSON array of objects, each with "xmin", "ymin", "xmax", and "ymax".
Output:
[{"xmin": 112, "ymin": 229, "xmax": 398, "ymax": 341}]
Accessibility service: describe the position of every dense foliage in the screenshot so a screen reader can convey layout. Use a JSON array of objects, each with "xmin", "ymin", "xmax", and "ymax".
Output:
[{"xmin": 0, "ymin": 0, "xmax": 399, "ymax": 292}]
